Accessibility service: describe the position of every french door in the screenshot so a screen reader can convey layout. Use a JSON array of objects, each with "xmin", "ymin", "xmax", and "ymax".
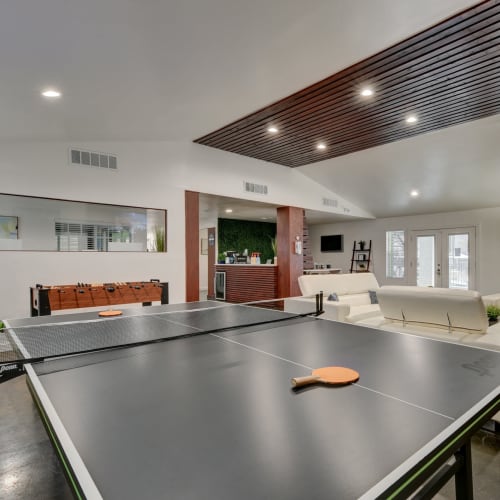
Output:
[{"xmin": 408, "ymin": 227, "xmax": 476, "ymax": 289}]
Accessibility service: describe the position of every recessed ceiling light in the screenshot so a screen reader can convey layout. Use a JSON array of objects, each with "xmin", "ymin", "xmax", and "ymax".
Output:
[
  {"xmin": 406, "ymin": 115, "xmax": 418, "ymax": 124},
  {"xmin": 41, "ymin": 89, "xmax": 62, "ymax": 98},
  {"xmin": 225, "ymin": 208, "xmax": 233, "ymax": 213},
  {"xmin": 267, "ymin": 126, "xmax": 278, "ymax": 134},
  {"xmin": 410, "ymin": 189, "xmax": 420, "ymax": 197},
  {"xmin": 317, "ymin": 143, "xmax": 326, "ymax": 150},
  {"xmin": 360, "ymin": 88, "xmax": 374, "ymax": 97}
]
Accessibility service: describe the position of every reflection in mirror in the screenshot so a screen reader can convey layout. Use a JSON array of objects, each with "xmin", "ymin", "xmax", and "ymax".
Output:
[{"xmin": 0, "ymin": 194, "xmax": 166, "ymax": 252}]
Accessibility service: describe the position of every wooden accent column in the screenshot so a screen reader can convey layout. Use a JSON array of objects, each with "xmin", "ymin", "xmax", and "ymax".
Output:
[
  {"xmin": 207, "ymin": 227, "xmax": 216, "ymax": 299},
  {"xmin": 277, "ymin": 206, "xmax": 303, "ymax": 298},
  {"xmin": 185, "ymin": 191, "xmax": 199, "ymax": 302}
]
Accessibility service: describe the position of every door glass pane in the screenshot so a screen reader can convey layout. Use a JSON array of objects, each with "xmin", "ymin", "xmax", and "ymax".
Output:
[
  {"xmin": 417, "ymin": 236, "xmax": 435, "ymax": 287},
  {"xmin": 448, "ymin": 234, "xmax": 469, "ymax": 289},
  {"xmin": 386, "ymin": 230, "xmax": 405, "ymax": 278}
]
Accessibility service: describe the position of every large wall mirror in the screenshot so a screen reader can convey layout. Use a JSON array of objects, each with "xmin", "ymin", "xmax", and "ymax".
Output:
[{"xmin": 0, "ymin": 193, "xmax": 167, "ymax": 252}]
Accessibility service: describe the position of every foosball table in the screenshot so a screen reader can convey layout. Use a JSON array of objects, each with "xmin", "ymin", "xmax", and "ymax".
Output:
[{"xmin": 30, "ymin": 280, "xmax": 169, "ymax": 316}]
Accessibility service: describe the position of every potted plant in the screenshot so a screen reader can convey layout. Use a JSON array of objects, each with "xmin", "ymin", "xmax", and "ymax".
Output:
[
  {"xmin": 154, "ymin": 227, "xmax": 165, "ymax": 252},
  {"xmin": 486, "ymin": 305, "xmax": 500, "ymax": 324},
  {"xmin": 359, "ymin": 240, "xmax": 366, "ymax": 250}
]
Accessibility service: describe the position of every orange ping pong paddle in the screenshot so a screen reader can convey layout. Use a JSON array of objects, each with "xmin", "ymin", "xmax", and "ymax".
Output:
[
  {"xmin": 98, "ymin": 310, "xmax": 123, "ymax": 317},
  {"xmin": 291, "ymin": 366, "xmax": 359, "ymax": 388}
]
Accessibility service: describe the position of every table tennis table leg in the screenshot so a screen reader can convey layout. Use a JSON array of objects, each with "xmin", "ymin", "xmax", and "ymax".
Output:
[
  {"xmin": 412, "ymin": 439, "xmax": 473, "ymax": 500},
  {"xmin": 454, "ymin": 441, "xmax": 473, "ymax": 500}
]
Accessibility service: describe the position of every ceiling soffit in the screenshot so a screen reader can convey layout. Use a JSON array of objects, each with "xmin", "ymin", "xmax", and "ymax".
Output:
[{"xmin": 194, "ymin": 0, "xmax": 500, "ymax": 167}]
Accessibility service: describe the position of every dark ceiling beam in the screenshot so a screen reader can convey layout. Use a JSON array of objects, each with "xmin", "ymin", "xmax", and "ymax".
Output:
[{"xmin": 194, "ymin": 0, "xmax": 500, "ymax": 168}]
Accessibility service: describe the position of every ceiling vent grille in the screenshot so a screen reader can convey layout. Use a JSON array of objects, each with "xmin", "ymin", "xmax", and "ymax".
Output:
[
  {"xmin": 243, "ymin": 181, "xmax": 268, "ymax": 195},
  {"xmin": 322, "ymin": 197, "xmax": 338, "ymax": 208},
  {"xmin": 70, "ymin": 148, "xmax": 117, "ymax": 170}
]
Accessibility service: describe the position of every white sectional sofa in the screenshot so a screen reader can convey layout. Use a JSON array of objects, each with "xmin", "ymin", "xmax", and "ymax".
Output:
[
  {"xmin": 285, "ymin": 274, "xmax": 500, "ymax": 351},
  {"xmin": 359, "ymin": 285, "xmax": 500, "ymax": 351},
  {"xmin": 284, "ymin": 272, "xmax": 381, "ymax": 323}
]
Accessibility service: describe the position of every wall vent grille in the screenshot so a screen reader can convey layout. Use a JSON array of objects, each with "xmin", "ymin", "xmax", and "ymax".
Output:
[
  {"xmin": 70, "ymin": 148, "xmax": 117, "ymax": 170},
  {"xmin": 243, "ymin": 181, "xmax": 268, "ymax": 195},
  {"xmin": 322, "ymin": 197, "xmax": 338, "ymax": 208}
]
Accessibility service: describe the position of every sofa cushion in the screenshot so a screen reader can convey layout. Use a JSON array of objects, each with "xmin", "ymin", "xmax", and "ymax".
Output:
[
  {"xmin": 345, "ymin": 304, "xmax": 383, "ymax": 323},
  {"xmin": 298, "ymin": 272, "xmax": 379, "ymax": 297},
  {"xmin": 377, "ymin": 286, "xmax": 488, "ymax": 333}
]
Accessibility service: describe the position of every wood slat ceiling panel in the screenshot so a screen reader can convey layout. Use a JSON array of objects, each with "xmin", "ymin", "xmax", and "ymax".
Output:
[{"xmin": 194, "ymin": 0, "xmax": 500, "ymax": 167}]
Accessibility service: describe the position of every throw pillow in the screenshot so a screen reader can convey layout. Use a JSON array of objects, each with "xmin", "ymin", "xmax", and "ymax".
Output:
[
  {"xmin": 368, "ymin": 290, "xmax": 378, "ymax": 304},
  {"xmin": 327, "ymin": 292, "xmax": 339, "ymax": 301}
]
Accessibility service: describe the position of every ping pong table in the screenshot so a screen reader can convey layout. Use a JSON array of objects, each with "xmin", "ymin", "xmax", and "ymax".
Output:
[{"xmin": 3, "ymin": 301, "xmax": 500, "ymax": 499}]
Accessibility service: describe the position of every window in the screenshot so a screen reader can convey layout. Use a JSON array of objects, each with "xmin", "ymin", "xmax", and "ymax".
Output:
[
  {"xmin": 386, "ymin": 230, "xmax": 405, "ymax": 278},
  {"xmin": 0, "ymin": 193, "xmax": 166, "ymax": 252},
  {"xmin": 55, "ymin": 222, "xmax": 132, "ymax": 252}
]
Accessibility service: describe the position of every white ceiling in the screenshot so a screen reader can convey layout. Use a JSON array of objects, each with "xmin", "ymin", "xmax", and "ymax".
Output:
[
  {"xmin": 1, "ymin": 0, "xmax": 496, "ymax": 221},
  {"xmin": 199, "ymin": 193, "xmax": 356, "ymax": 226}
]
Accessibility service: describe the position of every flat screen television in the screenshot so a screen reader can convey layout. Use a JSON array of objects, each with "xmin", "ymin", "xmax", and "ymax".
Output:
[{"xmin": 321, "ymin": 234, "xmax": 343, "ymax": 252}]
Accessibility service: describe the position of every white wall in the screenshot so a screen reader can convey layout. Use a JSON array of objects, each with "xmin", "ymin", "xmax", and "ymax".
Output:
[
  {"xmin": 0, "ymin": 140, "xmax": 361, "ymax": 319},
  {"xmin": 309, "ymin": 206, "xmax": 500, "ymax": 295},
  {"xmin": 199, "ymin": 228, "xmax": 209, "ymax": 291}
]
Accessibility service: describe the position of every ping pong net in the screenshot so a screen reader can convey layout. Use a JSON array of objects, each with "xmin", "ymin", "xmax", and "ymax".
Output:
[{"xmin": 0, "ymin": 294, "xmax": 324, "ymax": 383}]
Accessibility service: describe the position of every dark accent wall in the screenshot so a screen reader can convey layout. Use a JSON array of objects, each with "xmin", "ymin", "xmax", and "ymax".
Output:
[{"xmin": 218, "ymin": 219, "xmax": 277, "ymax": 263}]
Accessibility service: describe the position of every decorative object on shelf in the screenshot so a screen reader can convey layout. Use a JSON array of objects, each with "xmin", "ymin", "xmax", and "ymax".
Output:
[{"xmin": 350, "ymin": 240, "xmax": 372, "ymax": 273}]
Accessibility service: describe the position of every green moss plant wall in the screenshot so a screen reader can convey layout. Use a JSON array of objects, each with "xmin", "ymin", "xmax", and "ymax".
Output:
[{"xmin": 218, "ymin": 218, "xmax": 277, "ymax": 263}]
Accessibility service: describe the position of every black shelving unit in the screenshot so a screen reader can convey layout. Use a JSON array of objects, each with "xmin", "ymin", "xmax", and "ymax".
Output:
[{"xmin": 350, "ymin": 240, "xmax": 372, "ymax": 273}]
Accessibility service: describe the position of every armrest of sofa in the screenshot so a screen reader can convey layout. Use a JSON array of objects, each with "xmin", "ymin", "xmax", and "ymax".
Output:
[{"xmin": 284, "ymin": 296, "xmax": 350, "ymax": 322}]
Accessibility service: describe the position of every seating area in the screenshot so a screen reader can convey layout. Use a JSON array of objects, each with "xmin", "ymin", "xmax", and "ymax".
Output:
[
  {"xmin": 284, "ymin": 272, "xmax": 382, "ymax": 323},
  {"xmin": 285, "ymin": 272, "xmax": 500, "ymax": 351}
]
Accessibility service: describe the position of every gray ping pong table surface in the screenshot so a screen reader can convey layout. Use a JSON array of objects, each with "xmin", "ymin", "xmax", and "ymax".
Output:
[{"xmin": 4, "ymin": 301, "xmax": 500, "ymax": 500}]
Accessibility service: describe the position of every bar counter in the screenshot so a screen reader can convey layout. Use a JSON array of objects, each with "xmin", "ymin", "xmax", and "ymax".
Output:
[{"xmin": 215, "ymin": 264, "xmax": 278, "ymax": 303}]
